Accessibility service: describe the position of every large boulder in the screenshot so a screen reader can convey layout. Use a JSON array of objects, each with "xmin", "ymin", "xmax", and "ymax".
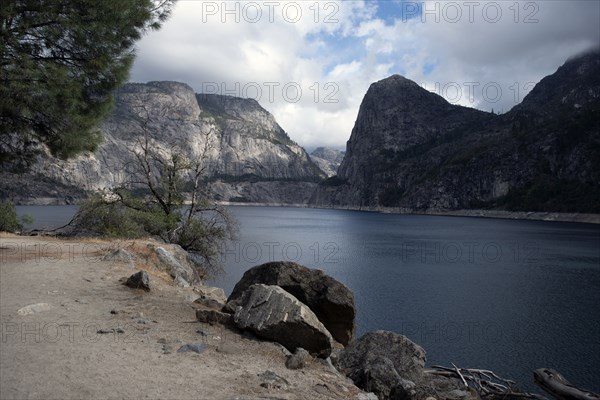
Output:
[
  {"xmin": 334, "ymin": 331, "xmax": 427, "ymax": 400},
  {"xmin": 224, "ymin": 261, "xmax": 355, "ymax": 345},
  {"xmin": 233, "ymin": 284, "xmax": 334, "ymax": 357}
]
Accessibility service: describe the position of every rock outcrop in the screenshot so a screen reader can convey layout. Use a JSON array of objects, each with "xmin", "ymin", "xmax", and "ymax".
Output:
[
  {"xmin": 1, "ymin": 82, "xmax": 324, "ymax": 205},
  {"xmin": 312, "ymin": 51, "xmax": 600, "ymax": 213},
  {"xmin": 155, "ymin": 246, "xmax": 198, "ymax": 287},
  {"xmin": 224, "ymin": 261, "xmax": 356, "ymax": 346},
  {"xmin": 232, "ymin": 284, "xmax": 334, "ymax": 357}
]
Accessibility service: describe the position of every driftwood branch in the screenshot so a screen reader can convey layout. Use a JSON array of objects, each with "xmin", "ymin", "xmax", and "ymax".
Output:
[
  {"xmin": 533, "ymin": 369, "xmax": 600, "ymax": 400},
  {"xmin": 426, "ymin": 365, "xmax": 546, "ymax": 400}
]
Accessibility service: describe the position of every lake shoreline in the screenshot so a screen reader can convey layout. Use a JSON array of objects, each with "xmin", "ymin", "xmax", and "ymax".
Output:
[
  {"xmin": 14, "ymin": 197, "xmax": 600, "ymax": 225},
  {"xmin": 218, "ymin": 202, "xmax": 600, "ymax": 225}
]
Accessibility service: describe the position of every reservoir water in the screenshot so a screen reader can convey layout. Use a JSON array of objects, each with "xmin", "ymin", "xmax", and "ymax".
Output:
[{"xmin": 16, "ymin": 205, "xmax": 600, "ymax": 393}]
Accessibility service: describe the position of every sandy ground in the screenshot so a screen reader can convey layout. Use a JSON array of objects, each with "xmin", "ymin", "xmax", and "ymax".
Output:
[{"xmin": 0, "ymin": 234, "xmax": 366, "ymax": 400}]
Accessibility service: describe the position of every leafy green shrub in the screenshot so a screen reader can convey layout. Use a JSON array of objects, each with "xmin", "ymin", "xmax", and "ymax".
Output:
[
  {"xmin": 0, "ymin": 201, "xmax": 21, "ymax": 232},
  {"xmin": 0, "ymin": 201, "xmax": 34, "ymax": 232}
]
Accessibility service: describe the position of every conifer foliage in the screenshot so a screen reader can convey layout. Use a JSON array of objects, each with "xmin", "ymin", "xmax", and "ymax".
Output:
[{"xmin": 0, "ymin": 0, "xmax": 175, "ymax": 164}]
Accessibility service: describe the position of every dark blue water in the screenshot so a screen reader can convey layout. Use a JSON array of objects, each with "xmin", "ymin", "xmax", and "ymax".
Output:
[{"xmin": 17, "ymin": 205, "xmax": 600, "ymax": 393}]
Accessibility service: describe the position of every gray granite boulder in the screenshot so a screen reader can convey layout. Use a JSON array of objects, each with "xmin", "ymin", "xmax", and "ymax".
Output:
[
  {"xmin": 233, "ymin": 284, "xmax": 334, "ymax": 357},
  {"xmin": 224, "ymin": 261, "xmax": 355, "ymax": 345},
  {"xmin": 155, "ymin": 246, "xmax": 197, "ymax": 286},
  {"xmin": 334, "ymin": 331, "xmax": 426, "ymax": 400}
]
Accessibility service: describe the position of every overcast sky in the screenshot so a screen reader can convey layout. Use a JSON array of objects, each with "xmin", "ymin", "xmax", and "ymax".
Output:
[{"xmin": 130, "ymin": 0, "xmax": 600, "ymax": 151}]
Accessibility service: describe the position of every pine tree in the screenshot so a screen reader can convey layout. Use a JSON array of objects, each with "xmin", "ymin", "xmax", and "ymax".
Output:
[{"xmin": 0, "ymin": 0, "xmax": 175, "ymax": 164}]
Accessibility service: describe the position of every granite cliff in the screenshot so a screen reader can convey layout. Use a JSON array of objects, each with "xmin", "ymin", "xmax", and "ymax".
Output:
[
  {"xmin": 1, "ymin": 82, "xmax": 325, "ymax": 204},
  {"xmin": 312, "ymin": 51, "xmax": 600, "ymax": 213},
  {"xmin": 309, "ymin": 147, "xmax": 345, "ymax": 177}
]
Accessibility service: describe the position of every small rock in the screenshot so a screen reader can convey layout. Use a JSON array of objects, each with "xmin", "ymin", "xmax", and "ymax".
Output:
[
  {"xmin": 286, "ymin": 347, "xmax": 311, "ymax": 370},
  {"xmin": 110, "ymin": 309, "xmax": 119, "ymax": 314},
  {"xmin": 196, "ymin": 309, "xmax": 233, "ymax": 326},
  {"xmin": 162, "ymin": 344, "xmax": 176, "ymax": 354},
  {"xmin": 194, "ymin": 286, "xmax": 227, "ymax": 304},
  {"xmin": 17, "ymin": 303, "xmax": 53, "ymax": 316},
  {"xmin": 196, "ymin": 330, "xmax": 209, "ymax": 336},
  {"xmin": 125, "ymin": 271, "xmax": 150, "ymax": 291},
  {"xmin": 97, "ymin": 328, "xmax": 125, "ymax": 334},
  {"xmin": 177, "ymin": 343, "xmax": 208, "ymax": 354},
  {"xmin": 130, "ymin": 312, "xmax": 144, "ymax": 319},
  {"xmin": 157, "ymin": 338, "xmax": 168, "ymax": 344},
  {"xmin": 258, "ymin": 370, "xmax": 289, "ymax": 390}
]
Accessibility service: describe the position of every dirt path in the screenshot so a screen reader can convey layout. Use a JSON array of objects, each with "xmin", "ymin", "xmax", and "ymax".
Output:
[{"xmin": 0, "ymin": 234, "xmax": 366, "ymax": 400}]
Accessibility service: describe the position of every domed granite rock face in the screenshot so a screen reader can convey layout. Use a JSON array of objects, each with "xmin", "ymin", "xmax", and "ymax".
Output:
[
  {"xmin": 224, "ymin": 261, "xmax": 356, "ymax": 346},
  {"xmin": 312, "ymin": 51, "xmax": 600, "ymax": 213},
  {"xmin": 3, "ymin": 81, "xmax": 324, "ymax": 205}
]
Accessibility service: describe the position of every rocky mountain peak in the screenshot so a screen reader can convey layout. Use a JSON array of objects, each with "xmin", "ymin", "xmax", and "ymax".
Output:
[
  {"xmin": 313, "ymin": 51, "xmax": 599, "ymax": 212},
  {"xmin": 338, "ymin": 72, "xmax": 488, "ymax": 186},
  {"xmin": 513, "ymin": 49, "xmax": 600, "ymax": 113},
  {"xmin": 364, "ymin": 74, "xmax": 450, "ymax": 111}
]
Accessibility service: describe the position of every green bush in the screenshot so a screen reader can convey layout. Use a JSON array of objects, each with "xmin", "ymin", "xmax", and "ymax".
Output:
[
  {"xmin": 0, "ymin": 201, "xmax": 21, "ymax": 232},
  {"xmin": 0, "ymin": 201, "xmax": 34, "ymax": 232}
]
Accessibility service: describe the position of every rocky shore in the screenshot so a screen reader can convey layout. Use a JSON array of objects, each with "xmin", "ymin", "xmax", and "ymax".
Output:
[{"xmin": 1, "ymin": 234, "xmax": 486, "ymax": 400}]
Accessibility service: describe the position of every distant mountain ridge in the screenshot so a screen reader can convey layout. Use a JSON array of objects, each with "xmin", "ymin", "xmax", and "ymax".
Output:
[
  {"xmin": 310, "ymin": 147, "xmax": 345, "ymax": 177},
  {"xmin": 2, "ymin": 52, "xmax": 598, "ymax": 213},
  {"xmin": 0, "ymin": 82, "xmax": 325, "ymax": 204},
  {"xmin": 312, "ymin": 50, "xmax": 600, "ymax": 213}
]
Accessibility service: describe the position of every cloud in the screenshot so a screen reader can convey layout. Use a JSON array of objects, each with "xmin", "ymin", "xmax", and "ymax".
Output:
[{"xmin": 130, "ymin": 0, "xmax": 600, "ymax": 150}]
